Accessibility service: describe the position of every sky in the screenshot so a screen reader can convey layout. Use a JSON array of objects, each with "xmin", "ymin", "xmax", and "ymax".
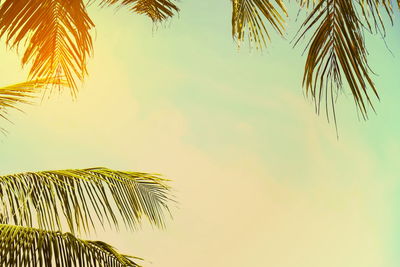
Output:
[{"xmin": 1, "ymin": 1, "xmax": 400, "ymax": 267}]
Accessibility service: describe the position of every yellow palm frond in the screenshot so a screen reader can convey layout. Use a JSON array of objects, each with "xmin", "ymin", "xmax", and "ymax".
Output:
[
  {"xmin": 0, "ymin": 82, "xmax": 36, "ymax": 119},
  {"xmin": 0, "ymin": 79, "xmax": 65, "ymax": 132},
  {"xmin": 231, "ymin": 0, "xmax": 287, "ymax": 48},
  {"xmin": 0, "ymin": 167, "xmax": 172, "ymax": 234},
  {"xmin": 0, "ymin": 0, "xmax": 94, "ymax": 96},
  {"xmin": 0, "ymin": 224, "xmax": 141, "ymax": 267},
  {"xmin": 100, "ymin": 0, "xmax": 179, "ymax": 22}
]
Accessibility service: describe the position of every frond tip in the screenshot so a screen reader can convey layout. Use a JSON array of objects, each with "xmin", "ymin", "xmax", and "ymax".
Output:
[
  {"xmin": 0, "ymin": 167, "xmax": 173, "ymax": 234},
  {"xmin": 0, "ymin": 81, "xmax": 36, "ymax": 117},
  {"xmin": 231, "ymin": 0, "xmax": 287, "ymax": 48},
  {"xmin": 0, "ymin": 224, "xmax": 141, "ymax": 267},
  {"xmin": 100, "ymin": 0, "xmax": 179, "ymax": 22},
  {"xmin": 0, "ymin": 79, "xmax": 65, "ymax": 132}
]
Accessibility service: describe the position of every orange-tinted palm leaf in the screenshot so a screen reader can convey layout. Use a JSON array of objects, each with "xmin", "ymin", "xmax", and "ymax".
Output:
[{"xmin": 0, "ymin": 0, "xmax": 94, "ymax": 96}]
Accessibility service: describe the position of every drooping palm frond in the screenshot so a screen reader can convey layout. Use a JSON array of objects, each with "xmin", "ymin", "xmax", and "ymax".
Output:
[
  {"xmin": 0, "ymin": 0, "xmax": 94, "ymax": 95},
  {"xmin": 99, "ymin": 0, "xmax": 179, "ymax": 22},
  {"xmin": 0, "ymin": 167, "xmax": 172, "ymax": 234},
  {"xmin": 0, "ymin": 224, "xmax": 141, "ymax": 267},
  {"xmin": 294, "ymin": 0, "xmax": 379, "ymax": 125},
  {"xmin": 231, "ymin": 0, "xmax": 287, "ymax": 48}
]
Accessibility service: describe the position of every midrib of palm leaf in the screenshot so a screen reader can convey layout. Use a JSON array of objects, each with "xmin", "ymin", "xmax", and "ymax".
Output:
[{"xmin": 25, "ymin": 0, "xmax": 93, "ymax": 95}]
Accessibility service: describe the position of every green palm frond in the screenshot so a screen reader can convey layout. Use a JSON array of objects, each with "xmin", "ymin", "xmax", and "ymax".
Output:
[
  {"xmin": 294, "ymin": 0, "xmax": 378, "ymax": 125},
  {"xmin": 0, "ymin": 224, "xmax": 141, "ymax": 267},
  {"xmin": 231, "ymin": 0, "xmax": 287, "ymax": 48},
  {"xmin": 99, "ymin": 0, "xmax": 179, "ymax": 22},
  {"xmin": 0, "ymin": 0, "xmax": 94, "ymax": 95},
  {"xmin": 0, "ymin": 167, "xmax": 172, "ymax": 234}
]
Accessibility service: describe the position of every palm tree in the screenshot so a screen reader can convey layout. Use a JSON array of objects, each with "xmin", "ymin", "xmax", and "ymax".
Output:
[
  {"xmin": 0, "ymin": 167, "xmax": 173, "ymax": 266},
  {"xmin": 1, "ymin": 0, "xmax": 396, "ymax": 122}
]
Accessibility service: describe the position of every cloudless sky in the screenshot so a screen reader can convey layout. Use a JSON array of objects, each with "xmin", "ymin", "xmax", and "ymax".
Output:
[{"xmin": 1, "ymin": 1, "xmax": 400, "ymax": 267}]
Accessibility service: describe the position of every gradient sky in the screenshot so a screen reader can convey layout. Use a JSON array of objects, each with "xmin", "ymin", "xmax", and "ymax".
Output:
[{"xmin": 1, "ymin": 1, "xmax": 400, "ymax": 267}]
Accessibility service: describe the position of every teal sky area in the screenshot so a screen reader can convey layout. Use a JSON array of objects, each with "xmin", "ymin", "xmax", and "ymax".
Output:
[{"xmin": 0, "ymin": 1, "xmax": 400, "ymax": 266}]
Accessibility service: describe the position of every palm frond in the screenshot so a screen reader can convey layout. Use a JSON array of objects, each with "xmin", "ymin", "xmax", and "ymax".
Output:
[
  {"xmin": 231, "ymin": 0, "xmax": 287, "ymax": 48},
  {"xmin": 0, "ymin": 82, "xmax": 36, "ymax": 120},
  {"xmin": 294, "ymin": 0, "xmax": 378, "ymax": 125},
  {"xmin": 0, "ymin": 0, "xmax": 94, "ymax": 95},
  {"xmin": 0, "ymin": 167, "xmax": 172, "ymax": 234},
  {"xmin": 99, "ymin": 0, "xmax": 179, "ymax": 22},
  {"xmin": 0, "ymin": 224, "xmax": 141, "ymax": 267},
  {"xmin": 0, "ymin": 79, "xmax": 65, "ymax": 133}
]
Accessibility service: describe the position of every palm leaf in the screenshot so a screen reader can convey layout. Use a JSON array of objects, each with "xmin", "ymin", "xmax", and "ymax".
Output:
[
  {"xmin": 0, "ymin": 224, "xmax": 141, "ymax": 266},
  {"xmin": 99, "ymin": 0, "xmax": 179, "ymax": 22},
  {"xmin": 0, "ymin": 82, "xmax": 36, "ymax": 121},
  {"xmin": 294, "ymin": 0, "xmax": 378, "ymax": 125},
  {"xmin": 0, "ymin": 79, "xmax": 65, "ymax": 133},
  {"xmin": 231, "ymin": 0, "xmax": 287, "ymax": 48},
  {"xmin": 0, "ymin": 167, "xmax": 172, "ymax": 234},
  {"xmin": 0, "ymin": 0, "xmax": 94, "ymax": 95}
]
